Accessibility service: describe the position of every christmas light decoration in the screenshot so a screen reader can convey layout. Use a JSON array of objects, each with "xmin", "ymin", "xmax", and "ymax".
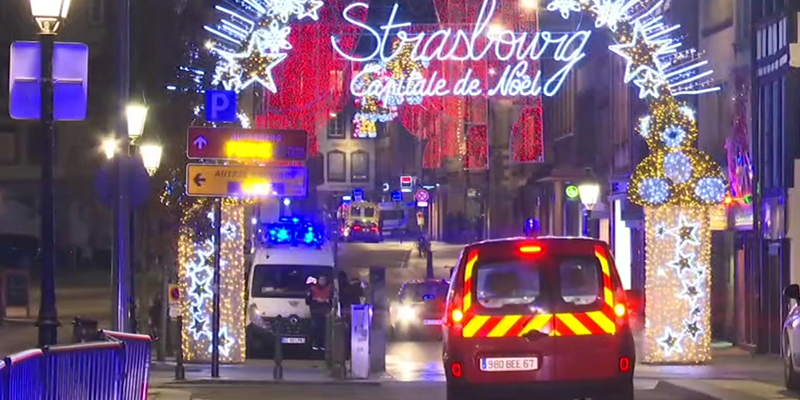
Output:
[
  {"xmin": 542, "ymin": 0, "xmax": 727, "ymax": 364},
  {"xmin": 547, "ymin": 0, "xmax": 582, "ymax": 19},
  {"xmin": 643, "ymin": 206, "xmax": 713, "ymax": 363},
  {"xmin": 206, "ymin": 0, "xmax": 327, "ymax": 93},
  {"xmin": 725, "ymin": 72, "xmax": 753, "ymax": 198},
  {"xmin": 180, "ymin": 200, "xmax": 246, "ymax": 363}
]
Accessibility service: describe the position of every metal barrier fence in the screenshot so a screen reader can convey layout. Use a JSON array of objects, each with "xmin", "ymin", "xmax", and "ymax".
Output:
[
  {"xmin": 6, "ymin": 349, "xmax": 43, "ymax": 400},
  {"xmin": 0, "ymin": 332, "xmax": 152, "ymax": 400},
  {"xmin": 101, "ymin": 331, "xmax": 153, "ymax": 400},
  {"xmin": 44, "ymin": 342, "xmax": 123, "ymax": 400}
]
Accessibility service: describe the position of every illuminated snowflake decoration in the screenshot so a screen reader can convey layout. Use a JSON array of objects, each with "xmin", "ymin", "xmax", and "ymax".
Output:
[
  {"xmin": 547, "ymin": 0, "xmax": 583, "ymax": 19},
  {"xmin": 661, "ymin": 126, "xmax": 687, "ymax": 148},
  {"xmin": 590, "ymin": 0, "xmax": 635, "ymax": 31},
  {"xmin": 639, "ymin": 178, "xmax": 670, "ymax": 205},
  {"xmin": 695, "ymin": 177, "xmax": 727, "ymax": 204},
  {"xmin": 254, "ymin": 21, "xmax": 292, "ymax": 54},
  {"xmin": 663, "ymin": 151, "xmax": 693, "ymax": 184},
  {"xmin": 267, "ymin": 0, "xmax": 308, "ymax": 22}
]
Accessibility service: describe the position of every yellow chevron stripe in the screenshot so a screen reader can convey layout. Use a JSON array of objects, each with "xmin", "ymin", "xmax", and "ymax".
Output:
[
  {"xmin": 487, "ymin": 315, "xmax": 521, "ymax": 337},
  {"xmin": 463, "ymin": 294, "xmax": 472, "ymax": 312},
  {"xmin": 604, "ymin": 287, "xmax": 614, "ymax": 307},
  {"xmin": 586, "ymin": 311, "xmax": 617, "ymax": 334},
  {"xmin": 557, "ymin": 313, "xmax": 592, "ymax": 336},
  {"xmin": 519, "ymin": 314, "xmax": 552, "ymax": 336},
  {"xmin": 596, "ymin": 250, "xmax": 611, "ymax": 276},
  {"xmin": 463, "ymin": 315, "xmax": 490, "ymax": 338},
  {"xmin": 465, "ymin": 254, "xmax": 478, "ymax": 282}
]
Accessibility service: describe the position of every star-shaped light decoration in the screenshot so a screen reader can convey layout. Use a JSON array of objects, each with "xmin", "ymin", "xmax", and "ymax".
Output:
[
  {"xmin": 547, "ymin": 0, "xmax": 583, "ymax": 19},
  {"xmin": 297, "ymin": 0, "xmax": 324, "ymax": 21},
  {"xmin": 217, "ymin": 41, "xmax": 288, "ymax": 93},
  {"xmin": 608, "ymin": 22, "xmax": 663, "ymax": 83},
  {"xmin": 669, "ymin": 251, "xmax": 696, "ymax": 275},
  {"xmin": 667, "ymin": 214, "xmax": 701, "ymax": 248},
  {"xmin": 683, "ymin": 319, "xmax": 703, "ymax": 342},
  {"xmin": 658, "ymin": 328, "xmax": 683, "ymax": 356},
  {"xmin": 192, "ymin": 278, "xmax": 211, "ymax": 299},
  {"xmin": 633, "ymin": 69, "xmax": 666, "ymax": 99},
  {"xmin": 678, "ymin": 278, "xmax": 703, "ymax": 304},
  {"xmin": 655, "ymin": 222, "xmax": 668, "ymax": 239},
  {"xmin": 590, "ymin": 0, "xmax": 635, "ymax": 31},
  {"xmin": 208, "ymin": 327, "xmax": 235, "ymax": 358},
  {"xmin": 691, "ymin": 306, "xmax": 702, "ymax": 318},
  {"xmin": 192, "ymin": 317, "xmax": 207, "ymax": 335},
  {"xmin": 254, "ymin": 21, "xmax": 292, "ymax": 54}
]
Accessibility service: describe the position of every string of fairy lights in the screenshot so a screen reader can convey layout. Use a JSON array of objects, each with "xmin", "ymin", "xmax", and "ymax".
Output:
[{"xmin": 544, "ymin": 0, "xmax": 727, "ymax": 364}]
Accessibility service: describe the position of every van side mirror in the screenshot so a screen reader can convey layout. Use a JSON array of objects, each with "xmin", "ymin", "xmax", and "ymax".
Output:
[{"xmin": 785, "ymin": 284, "xmax": 800, "ymax": 301}]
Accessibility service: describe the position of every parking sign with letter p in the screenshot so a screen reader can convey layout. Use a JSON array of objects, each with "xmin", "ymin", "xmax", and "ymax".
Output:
[{"xmin": 206, "ymin": 90, "xmax": 238, "ymax": 122}]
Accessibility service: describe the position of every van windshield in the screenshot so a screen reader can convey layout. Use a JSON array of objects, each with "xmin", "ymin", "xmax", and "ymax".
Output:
[{"xmin": 251, "ymin": 265, "xmax": 333, "ymax": 298}]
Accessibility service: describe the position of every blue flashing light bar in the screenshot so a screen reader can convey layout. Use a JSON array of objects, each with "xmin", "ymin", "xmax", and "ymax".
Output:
[{"xmin": 261, "ymin": 217, "xmax": 324, "ymax": 247}]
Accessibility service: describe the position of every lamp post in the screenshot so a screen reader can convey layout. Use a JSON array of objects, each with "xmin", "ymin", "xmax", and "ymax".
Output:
[
  {"xmin": 29, "ymin": 0, "xmax": 72, "ymax": 348},
  {"xmin": 126, "ymin": 104, "xmax": 148, "ymax": 332},
  {"xmin": 578, "ymin": 169, "xmax": 600, "ymax": 238}
]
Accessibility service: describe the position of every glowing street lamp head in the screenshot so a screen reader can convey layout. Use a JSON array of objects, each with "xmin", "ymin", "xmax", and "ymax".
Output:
[
  {"xmin": 578, "ymin": 181, "xmax": 601, "ymax": 210},
  {"xmin": 126, "ymin": 104, "xmax": 148, "ymax": 141},
  {"xmin": 139, "ymin": 142, "xmax": 163, "ymax": 176},
  {"xmin": 30, "ymin": 0, "xmax": 71, "ymax": 33},
  {"xmin": 101, "ymin": 137, "xmax": 118, "ymax": 160}
]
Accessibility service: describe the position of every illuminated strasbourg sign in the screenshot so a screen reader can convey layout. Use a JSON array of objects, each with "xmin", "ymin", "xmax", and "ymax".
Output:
[
  {"xmin": 331, "ymin": 0, "xmax": 592, "ymax": 102},
  {"xmin": 187, "ymin": 127, "xmax": 308, "ymax": 163}
]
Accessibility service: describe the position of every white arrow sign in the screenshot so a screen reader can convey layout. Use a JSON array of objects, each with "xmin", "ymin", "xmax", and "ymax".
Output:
[{"xmin": 193, "ymin": 136, "xmax": 208, "ymax": 149}]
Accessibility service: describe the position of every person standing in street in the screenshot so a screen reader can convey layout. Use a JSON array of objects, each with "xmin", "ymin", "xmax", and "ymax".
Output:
[{"xmin": 306, "ymin": 275, "xmax": 333, "ymax": 351}]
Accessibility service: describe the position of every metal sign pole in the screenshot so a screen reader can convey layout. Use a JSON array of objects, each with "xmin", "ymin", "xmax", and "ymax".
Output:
[{"xmin": 211, "ymin": 198, "xmax": 222, "ymax": 377}]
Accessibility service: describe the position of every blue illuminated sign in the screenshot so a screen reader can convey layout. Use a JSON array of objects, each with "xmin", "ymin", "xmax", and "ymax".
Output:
[{"xmin": 205, "ymin": 90, "xmax": 238, "ymax": 122}]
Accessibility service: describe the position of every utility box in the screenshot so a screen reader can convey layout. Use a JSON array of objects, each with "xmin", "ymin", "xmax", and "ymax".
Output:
[{"xmin": 351, "ymin": 304, "xmax": 372, "ymax": 378}]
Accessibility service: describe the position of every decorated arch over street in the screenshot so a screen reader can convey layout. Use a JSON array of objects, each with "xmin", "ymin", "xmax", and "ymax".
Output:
[{"xmin": 193, "ymin": 0, "xmax": 727, "ymax": 364}]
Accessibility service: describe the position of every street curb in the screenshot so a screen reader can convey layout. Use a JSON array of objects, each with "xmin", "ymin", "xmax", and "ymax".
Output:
[
  {"xmin": 163, "ymin": 378, "xmax": 382, "ymax": 387},
  {"xmin": 654, "ymin": 381, "xmax": 724, "ymax": 400}
]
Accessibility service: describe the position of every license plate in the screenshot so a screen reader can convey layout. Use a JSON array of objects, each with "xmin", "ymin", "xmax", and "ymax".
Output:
[
  {"xmin": 281, "ymin": 337, "xmax": 306, "ymax": 344},
  {"xmin": 480, "ymin": 357, "xmax": 538, "ymax": 372},
  {"xmin": 423, "ymin": 319, "xmax": 442, "ymax": 325}
]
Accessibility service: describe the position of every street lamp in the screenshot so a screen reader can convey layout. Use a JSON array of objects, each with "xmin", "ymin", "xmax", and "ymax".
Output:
[
  {"xmin": 578, "ymin": 169, "xmax": 601, "ymax": 237},
  {"xmin": 126, "ymin": 104, "xmax": 148, "ymax": 142},
  {"xmin": 139, "ymin": 143, "xmax": 163, "ymax": 176},
  {"xmin": 30, "ymin": 0, "xmax": 72, "ymax": 348},
  {"xmin": 101, "ymin": 137, "xmax": 119, "ymax": 160},
  {"xmin": 30, "ymin": 0, "xmax": 71, "ymax": 34}
]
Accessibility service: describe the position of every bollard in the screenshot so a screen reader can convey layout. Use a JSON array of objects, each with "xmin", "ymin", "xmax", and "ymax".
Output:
[
  {"xmin": 331, "ymin": 318, "xmax": 347, "ymax": 379},
  {"xmin": 368, "ymin": 267, "xmax": 387, "ymax": 373},
  {"xmin": 175, "ymin": 316, "xmax": 185, "ymax": 381},
  {"xmin": 273, "ymin": 316, "xmax": 283, "ymax": 380},
  {"xmin": 426, "ymin": 250, "xmax": 434, "ymax": 279}
]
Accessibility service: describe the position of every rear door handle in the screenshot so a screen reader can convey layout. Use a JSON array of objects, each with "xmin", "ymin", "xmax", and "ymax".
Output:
[{"xmin": 522, "ymin": 329, "xmax": 548, "ymax": 341}]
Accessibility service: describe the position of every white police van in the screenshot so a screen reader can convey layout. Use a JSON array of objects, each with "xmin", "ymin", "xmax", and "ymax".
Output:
[{"xmin": 246, "ymin": 218, "xmax": 334, "ymax": 358}]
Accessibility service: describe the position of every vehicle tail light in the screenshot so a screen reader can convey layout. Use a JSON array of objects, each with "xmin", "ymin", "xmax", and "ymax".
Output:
[
  {"xmin": 451, "ymin": 362, "xmax": 463, "ymax": 378},
  {"xmin": 372, "ymin": 226, "xmax": 378, "ymax": 232},
  {"xmin": 354, "ymin": 226, "xmax": 362, "ymax": 231},
  {"xmin": 619, "ymin": 356, "xmax": 631, "ymax": 372},
  {"xmin": 519, "ymin": 245, "xmax": 542, "ymax": 254},
  {"xmin": 614, "ymin": 303, "xmax": 627, "ymax": 318},
  {"xmin": 451, "ymin": 309, "xmax": 464, "ymax": 324}
]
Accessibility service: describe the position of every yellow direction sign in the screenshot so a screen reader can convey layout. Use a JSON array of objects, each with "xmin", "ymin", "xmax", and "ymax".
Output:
[{"xmin": 186, "ymin": 164, "xmax": 307, "ymax": 198}]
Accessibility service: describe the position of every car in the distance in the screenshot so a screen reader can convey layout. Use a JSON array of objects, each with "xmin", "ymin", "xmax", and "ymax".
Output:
[
  {"xmin": 391, "ymin": 279, "xmax": 449, "ymax": 340},
  {"xmin": 442, "ymin": 237, "xmax": 635, "ymax": 400}
]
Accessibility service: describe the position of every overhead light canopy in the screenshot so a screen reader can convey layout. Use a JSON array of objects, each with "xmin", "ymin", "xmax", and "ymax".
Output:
[{"xmin": 30, "ymin": 0, "xmax": 72, "ymax": 33}]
